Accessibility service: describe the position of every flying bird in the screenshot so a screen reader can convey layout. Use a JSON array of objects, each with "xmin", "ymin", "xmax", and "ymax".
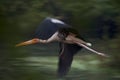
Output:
[{"xmin": 16, "ymin": 17, "xmax": 108, "ymax": 78}]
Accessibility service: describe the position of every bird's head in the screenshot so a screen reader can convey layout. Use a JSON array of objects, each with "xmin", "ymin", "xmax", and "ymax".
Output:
[{"xmin": 16, "ymin": 38, "xmax": 40, "ymax": 47}]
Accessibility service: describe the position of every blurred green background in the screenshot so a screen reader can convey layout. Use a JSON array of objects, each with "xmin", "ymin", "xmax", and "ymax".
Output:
[{"xmin": 0, "ymin": 0, "xmax": 120, "ymax": 80}]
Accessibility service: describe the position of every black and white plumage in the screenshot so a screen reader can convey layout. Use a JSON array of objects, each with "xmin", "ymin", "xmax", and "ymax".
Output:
[
  {"xmin": 33, "ymin": 17, "xmax": 69, "ymax": 39},
  {"xmin": 33, "ymin": 17, "xmax": 82, "ymax": 77},
  {"xmin": 16, "ymin": 17, "xmax": 108, "ymax": 78}
]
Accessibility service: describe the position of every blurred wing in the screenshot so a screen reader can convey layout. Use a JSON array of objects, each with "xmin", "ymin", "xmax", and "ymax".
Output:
[
  {"xmin": 58, "ymin": 43, "xmax": 82, "ymax": 77},
  {"xmin": 32, "ymin": 17, "xmax": 69, "ymax": 39},
  {"xmin": 31, "ymin": 17, "xmax": 84, "ymax": 77}
]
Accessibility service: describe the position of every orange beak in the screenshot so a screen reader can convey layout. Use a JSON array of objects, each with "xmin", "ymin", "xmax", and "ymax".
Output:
[{"xmin": 16, "ymin": 38, "xmax": 40, "ymax": 47}]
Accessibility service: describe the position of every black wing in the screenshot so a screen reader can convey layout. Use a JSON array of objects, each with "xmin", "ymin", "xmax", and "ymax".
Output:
[
  {"xmin": 32, "ymin": 17, "xmax": 68, "ymax": 39},
  {"xmin": 32, "ymin": 17, "xmax": 83, "ymax": 77},
  {"xmin": 57, "ymin": 43, "xmax": 83, "ymax": 77}
]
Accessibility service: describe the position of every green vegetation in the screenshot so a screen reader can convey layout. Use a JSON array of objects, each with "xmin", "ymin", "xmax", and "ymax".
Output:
[{"xmin": 0, "ymin": 0, "xmax": 120, "ymax": 80}]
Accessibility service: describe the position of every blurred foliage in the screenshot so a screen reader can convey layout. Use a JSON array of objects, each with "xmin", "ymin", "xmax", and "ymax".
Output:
[
  {"xmin": 0, "ymin": 0, "xmax": 120, "ymax": 80},
  {"xmin": 0, "ymin": 0, "xmax": 120, "ymax": 32}
]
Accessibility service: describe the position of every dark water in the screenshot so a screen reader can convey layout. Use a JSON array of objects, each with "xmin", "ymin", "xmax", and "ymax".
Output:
[{"xmin": 0, "ymin": 43, "xmax": 120, "ymax": 80}]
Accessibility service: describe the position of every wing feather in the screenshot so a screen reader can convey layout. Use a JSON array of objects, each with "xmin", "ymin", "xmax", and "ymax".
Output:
[
  {"xmin": 57, "ymin": 43, "xmax": 82, "ymax": 77},
  {"xmin": 32, "ymin": 17, "xmax": 68, "ymax": 39}
]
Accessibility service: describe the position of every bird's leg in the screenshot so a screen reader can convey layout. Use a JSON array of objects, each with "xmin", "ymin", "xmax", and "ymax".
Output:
[
  {"xmin": 76, "ymin": 38, "xmax": 92, "ymax": 46},
  {"xmin": 75, "ymin": 42, "xmax": 109, "ymax": 57},
  {"xmin": 66, "ymin": 35, "xmax": 92, "ymax": 46}
]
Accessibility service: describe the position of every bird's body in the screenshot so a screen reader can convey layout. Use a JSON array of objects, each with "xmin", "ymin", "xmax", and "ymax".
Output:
[{"xmin": 16, "ymin": 17, "xmax": 108, "ymax": 78}]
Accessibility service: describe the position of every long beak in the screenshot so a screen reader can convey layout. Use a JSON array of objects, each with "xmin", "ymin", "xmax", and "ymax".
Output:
[{"xmin": 16, "ymin": 38, "xmax": 40, "ymax": 47}]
